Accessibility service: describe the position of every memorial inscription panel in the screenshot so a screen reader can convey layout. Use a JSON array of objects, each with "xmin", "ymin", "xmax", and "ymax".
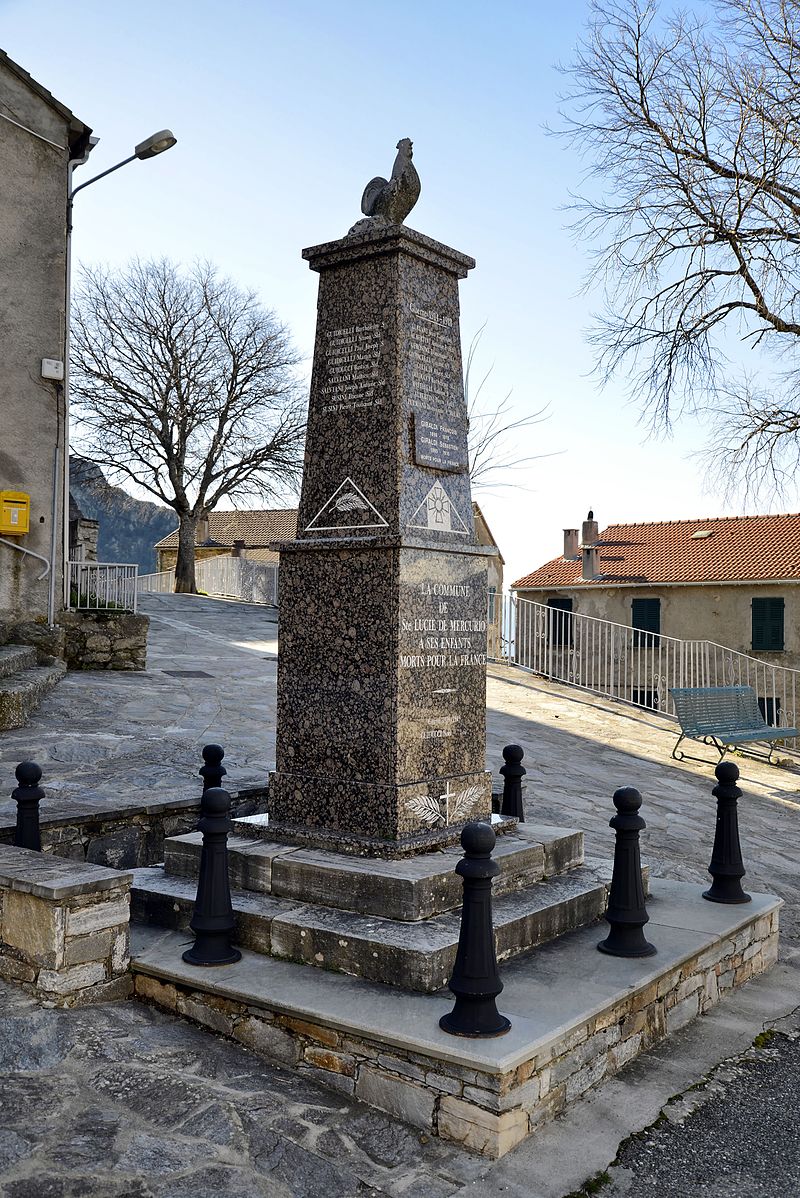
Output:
[
  {"xmin": 411, "ymin": 411, "xmax": 468, "ymax": 472},
  {"xmin": 397, "ymin": 547, "xmax": 487, "ymax": 801},
  {"xmin": 320, "ymin": 322, "xmax": 384, "ymax": 415}
]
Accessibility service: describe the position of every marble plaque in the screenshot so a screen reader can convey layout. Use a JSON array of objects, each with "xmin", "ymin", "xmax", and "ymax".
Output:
[{"xmin": 411, "ymin": 411, "xmax": 468, "ymax": 473}]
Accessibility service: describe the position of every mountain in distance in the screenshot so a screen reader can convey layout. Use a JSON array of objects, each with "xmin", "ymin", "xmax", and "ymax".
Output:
[{"xmin": 69, "ymin": 456, "xmax": 176, "ymax": 573}]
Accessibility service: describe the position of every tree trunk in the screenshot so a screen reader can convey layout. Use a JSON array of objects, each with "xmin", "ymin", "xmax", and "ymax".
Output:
[{"xmin": 174, "ymin": 513, "xmax": 198, "ymax": 594}]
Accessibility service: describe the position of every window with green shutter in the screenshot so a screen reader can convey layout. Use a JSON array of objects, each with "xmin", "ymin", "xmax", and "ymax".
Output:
[
  {"xmin": 632, "ymin": 598, "xmax": 660, "ymax": 647},
  {"xmin": 751, "ymin": 597, "xmax": 784, "ymax": 651}
]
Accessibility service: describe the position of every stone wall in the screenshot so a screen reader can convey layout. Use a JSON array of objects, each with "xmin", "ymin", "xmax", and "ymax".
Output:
[
  {"xmin": 58, "ymin": 610, "xmax": 149, "ymax": 670},
  {"xmin": 133, "ymin": 903, "xmax": 780, "ymax": 1158},
  {"xmin": 0, "ymin": 844, "xmax": 132, "ymax": 1007},
  {"xmin": 0, "ymin": 787, "xmax": 266, "ymax": 869}
]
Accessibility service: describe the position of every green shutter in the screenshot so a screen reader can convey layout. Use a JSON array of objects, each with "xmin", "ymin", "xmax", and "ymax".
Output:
[
  {"xmin": 752, "ymin": 597, "xmax": 784, "ymax": 651},
  {"xmin": 632, "ymin": 598, "xmax": 660, "ymax": 646}
]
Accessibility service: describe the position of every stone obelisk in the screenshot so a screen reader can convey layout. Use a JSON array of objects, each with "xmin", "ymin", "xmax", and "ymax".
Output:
[{"xmin": 269, "ymin": 141, "xmax": 492, "ymax": 855}]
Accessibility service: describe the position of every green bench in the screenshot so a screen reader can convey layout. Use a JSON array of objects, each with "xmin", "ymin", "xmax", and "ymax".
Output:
[{"xmin": 669, "ymin": 686, "xmax": 798, "ymax": 764}]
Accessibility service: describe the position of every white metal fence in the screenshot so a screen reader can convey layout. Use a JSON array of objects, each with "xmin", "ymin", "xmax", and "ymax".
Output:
[
  {"xmin": 137, "ymin": 569, "xmax": 176, "ymax": 594},
  {"xmin": 489, "ymin": 593, "xmax": 800, "ymax": 736},
  {"xmin": 137, "ymin": 555, "xmax": 279, "ymax": 606},
  {"xmin": 66, "ymin": 562, "xmax": 138, "ymax": 612},
  {"xmin": 195, "ymin": 556, "xmax": 278, "ymax": 605}
]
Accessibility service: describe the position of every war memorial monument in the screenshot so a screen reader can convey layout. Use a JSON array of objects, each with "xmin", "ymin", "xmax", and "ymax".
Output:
[{"xmin": 126, "ymin": 142, "xmax": 782, "ymax": 1158}]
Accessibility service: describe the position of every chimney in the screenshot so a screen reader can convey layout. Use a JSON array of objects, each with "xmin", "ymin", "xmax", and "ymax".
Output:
[
  {"xmin": 582, "ymin": 545, "xmax": 600, "ymax": 580},
  {"xmin": 563, "ymin": 529, "xmax": 580, "ymax": 560},
  {"xmin": 196, "ymin": 515, "xmax": 209, "ymax": 544},
  {"xmin": 232, "ymin": 539, "xmax": 246, "ymax": 558},
  {"xmin": 581, "ymin": 509, "xmax": 599, "ymax": 547}
]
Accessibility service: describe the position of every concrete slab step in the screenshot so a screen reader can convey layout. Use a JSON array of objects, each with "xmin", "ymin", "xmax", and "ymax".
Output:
[
  {"xmin": 131, "ymin": 862, "xmax": 609, "ymax": 992},
  {"xmin": 129, "ymin": 882, "xmax": 782, "ymax": 1158},
  {"xmin": 0, "ymin": 662, "xmax": 66, "ymax": 731},
  {"xmin": 162, "ymin": 823, "xmax": 585, "ymax": 921},
  {"xmin": 0, "ymin": 645, "xmax": 36, "ymax": 678}
]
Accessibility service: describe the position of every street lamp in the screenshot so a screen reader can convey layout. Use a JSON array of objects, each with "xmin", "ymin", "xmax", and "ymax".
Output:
[{"xmin": 61, "ymin": 129, "xmax": 177, "ymax": 613}]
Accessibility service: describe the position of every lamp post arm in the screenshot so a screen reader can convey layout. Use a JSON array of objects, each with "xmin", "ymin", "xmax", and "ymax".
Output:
[{"xmin": 69, "ymin": 153, "xmax": 138, "ymax": 203}]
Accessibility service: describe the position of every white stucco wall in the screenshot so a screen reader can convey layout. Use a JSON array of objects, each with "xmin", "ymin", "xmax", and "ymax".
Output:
[{"xmin": 0, "ymin": 64, "xmax": 73, "ymax": 620}]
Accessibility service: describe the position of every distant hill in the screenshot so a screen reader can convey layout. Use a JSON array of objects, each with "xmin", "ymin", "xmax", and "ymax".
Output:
[{"xmin": 69, "ymin": 457, "xmax": 176, "ymax": 574}]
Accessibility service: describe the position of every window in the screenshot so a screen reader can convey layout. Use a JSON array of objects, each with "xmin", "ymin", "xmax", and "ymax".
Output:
[
  {"xmin": 547, "ymin": 596, "xmax": 573, "ymax": 646},
  {"xmin": 632, "ymin": 598, "xmax": 660, "ymax": 647},
  {"xmin": 752, "ymin": 597, "xmax": 784, "ymax": 651}
]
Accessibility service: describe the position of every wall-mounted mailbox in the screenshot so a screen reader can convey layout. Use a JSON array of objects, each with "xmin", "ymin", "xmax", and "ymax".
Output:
[{"xmin": 0, "ymin": 492, "xmax": 30, "ymax": 536}]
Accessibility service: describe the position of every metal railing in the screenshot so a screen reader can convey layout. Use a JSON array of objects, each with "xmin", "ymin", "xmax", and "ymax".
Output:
[
  {"xmin": 137, "ymin": 568, "xmax": 176, "ymax": 594},
  {"xmin": 66, "ymin": 561, "xmax": 138, "ymax": 612},
  {"xmin": 196, "ymin": 555, "xmax": 278, "ymax": 606},
  {"xmin": 138, "ymin": 556, "xmax": 279, "ymax": 606},
  {"xmin": 489, "ymin": 593, "xmax": 800, "ymax": 737}
]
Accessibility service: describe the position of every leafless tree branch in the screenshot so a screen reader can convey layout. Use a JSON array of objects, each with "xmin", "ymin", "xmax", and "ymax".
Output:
[{"xmin": 70, "ymin": 258, "xmax": 305, "ymax": 592}]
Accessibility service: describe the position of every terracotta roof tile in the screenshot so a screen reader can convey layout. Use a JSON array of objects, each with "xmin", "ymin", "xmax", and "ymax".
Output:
[
  {"xmin": 513, "ymin": 514, "xmax": 800, "ymax": 590},
  {"xmin": 154, "ymin": 509, "xmax": 297, "ymax": 551}
]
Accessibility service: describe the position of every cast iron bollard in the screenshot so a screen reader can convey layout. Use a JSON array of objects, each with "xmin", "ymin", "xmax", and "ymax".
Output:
[
  {"xmin": 200, "ymin": 743, "xmax": 226, "ymax": 793},
  {"xmin": 598, "ymin": 786, "xmax": 656, "ymax": 958},
  {"xmin": 499, "ymin": 744, "xmax": 526, "ymax": 821},
  {"xmin": 440, "ymin": 821, "xmax": 511, "ymax": 1038},
  {"xmin": 703, "ymin": 761, "xmax": 751, "ymax": 904},
  {"xmin": 182, "ymin": 786, "xmax": 242, "ymax": 967},
  {"xmin": 12, "ymin": 761, "xmax": 44, "ymax": 851}
]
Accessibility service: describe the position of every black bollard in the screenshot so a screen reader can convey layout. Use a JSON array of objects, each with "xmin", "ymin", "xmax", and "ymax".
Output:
[
  {"xmin": 703, "ymin": 761, "xmax": 751, "ymax": 904},
  {"xmin": 499, "ymin": 744, "xmax": 526, "ymax": 821},
  {"xmin": 182, "ymin": 786, "xmax": 242, "ymax": 967},
  {"xmin": 12, "ymin": 761, "xmax": 44, "ymax": 852},
  {"xmin": 440, "ymin": 822, "xmax": 511, "ymax": 1038},
  {"xmin": 199, "ymin": 743, "xmax": 226, "ymax": 793},
  {"xmin": 598, "ymin": 786, "xmax": 656, "ymax": 958}
]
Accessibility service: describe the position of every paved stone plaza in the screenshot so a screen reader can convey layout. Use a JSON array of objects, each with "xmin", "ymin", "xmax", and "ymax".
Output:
[{"xmin": 0, "ymin": 593, "xmax": 799, "ymax": 1194}]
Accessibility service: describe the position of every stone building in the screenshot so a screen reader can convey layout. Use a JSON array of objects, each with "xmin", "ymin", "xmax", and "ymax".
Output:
[
  {"xmin": 0, "ymin": 52, "xmax": 92, "ymax": 625},
  {"xmin": 472, "ymin": 502, "xmax": 504, "ymax": 658},
  {"xmin": 154, "ymin": 509, "xmax": 298, "ymax": 573},
  {"xmin": 513, "ymin": 512, "xmax": 800, "ymax": 673}
]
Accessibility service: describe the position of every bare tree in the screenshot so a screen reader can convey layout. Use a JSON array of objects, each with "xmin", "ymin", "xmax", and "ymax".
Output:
[
  {"xmin": 465, "ymin": 326, "xmax": 552, "ymax": 490},
  {"xmin": 560, "ymin": 0, "xmax": 800, "ymax": 498},
  {"xmin": 71, "ymin": 259, "xmax": 305, "ymax": 592}
]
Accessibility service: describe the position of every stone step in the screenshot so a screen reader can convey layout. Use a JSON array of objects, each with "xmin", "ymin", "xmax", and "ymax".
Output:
[
  {"xmin": 0, "ymin": 663, "xmax": 66, "ymax": 731},
  {"xmin": 129, "ymin": 883, "xmax": 781, "ymax": 1158},
  {"xmin": 0, "ymin": 645, "xmax": 36, "ymax": 678},
  {"xmin": 162, "ymin": 822, "xmax": 584, "ymax": 922},
  {"xmin": 131, "ymin": 862, "xmax": 610, "ymax": 992}
]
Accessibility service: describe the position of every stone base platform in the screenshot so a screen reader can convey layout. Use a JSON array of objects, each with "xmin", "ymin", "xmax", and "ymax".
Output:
[
  {"xmin": 164, "ymin": 821, "xmax": 583, "ymax": 920},
  {"xmin": 130, "ymin": 879, "xmax": 781, "ymax": 1158},
  {"xmin": 131, "ymin": 863, "xmax": 609, "ymax": 993}
]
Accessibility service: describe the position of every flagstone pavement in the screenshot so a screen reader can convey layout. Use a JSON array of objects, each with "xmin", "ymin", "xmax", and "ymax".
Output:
[{"xmin": 0, "ymin": 593, "xmax": 798, "ymax": 1196}]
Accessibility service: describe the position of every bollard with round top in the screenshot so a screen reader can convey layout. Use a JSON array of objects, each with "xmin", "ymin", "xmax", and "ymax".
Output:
[
  {"xmin": 439, "ymin": 821, "xmax": 511, "ymax": 1038},
  {"xmin": 499, "ymin": 744, "xmax": 526, "ymax": 822},
  {"xmin": 182, "ymin": 786, "xmax": 242, "ymax": 967},
  {"xmin": 12, "ymin": 761, "xmax": 44, "ymax": 852},
  {"xmin": 199, "ymin": 744, "xmax": 226, "ymax": 793},
  {"xmin": 598, "ymin": 786, "xmax": 656, "ymax": 958},
  {"xmin": 704, "ymin": 761, "xmax": 751, "ymax": 904}
]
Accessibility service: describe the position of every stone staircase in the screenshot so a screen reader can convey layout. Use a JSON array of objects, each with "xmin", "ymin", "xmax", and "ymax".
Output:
[
  {"xmin": 0, "ymin": 644, "xmax": 65, "ymax": 730},
  {"xmin": 133, "ymin": 819, "xmax": 629, "ymax": 991}
]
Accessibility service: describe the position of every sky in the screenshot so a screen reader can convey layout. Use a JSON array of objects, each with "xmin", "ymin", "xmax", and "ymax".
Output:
[{"xmin": 1, "ymin": 0, "xmax": 783, "ymax": 588}]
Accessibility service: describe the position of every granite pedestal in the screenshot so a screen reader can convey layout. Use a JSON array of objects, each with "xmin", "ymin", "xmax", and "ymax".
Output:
[{"xmin": 269, "ymin": 225, "xmax": 495, "ymax": 855}]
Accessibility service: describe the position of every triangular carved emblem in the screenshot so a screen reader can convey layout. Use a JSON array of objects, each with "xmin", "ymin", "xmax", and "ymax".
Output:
[
  {"xmin": 305, "ymin": 477, "xmax": 389, "ymax": 532},
  {"xmin": 408, "ymin": 481, "xmax": 469, "ymax": 535}
]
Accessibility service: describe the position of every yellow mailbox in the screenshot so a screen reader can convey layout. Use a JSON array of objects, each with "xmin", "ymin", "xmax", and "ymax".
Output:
[{"xmin": 0, "ymin": 492, "xmax": 30, "ymax": 536}]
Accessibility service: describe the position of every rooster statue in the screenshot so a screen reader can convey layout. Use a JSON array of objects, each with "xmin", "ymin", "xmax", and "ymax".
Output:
[{"xmin": 348, "ymin": 138, "xmax": 421, "ymax": 234}]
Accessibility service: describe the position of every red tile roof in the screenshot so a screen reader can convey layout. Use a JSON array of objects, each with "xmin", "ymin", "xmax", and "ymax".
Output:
[
  {"xmin": 513, "ymin": 514, "xmax": 800, "ymax": 590},
  {"xmin": 154, "ymin": 509, "xmax": 297, "ymax": 551}
]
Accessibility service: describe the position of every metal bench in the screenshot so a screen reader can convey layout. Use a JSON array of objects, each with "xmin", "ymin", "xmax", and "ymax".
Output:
[{"xmin": 669, "ymin": 686, "xmax": 798, "ymax": 764}]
